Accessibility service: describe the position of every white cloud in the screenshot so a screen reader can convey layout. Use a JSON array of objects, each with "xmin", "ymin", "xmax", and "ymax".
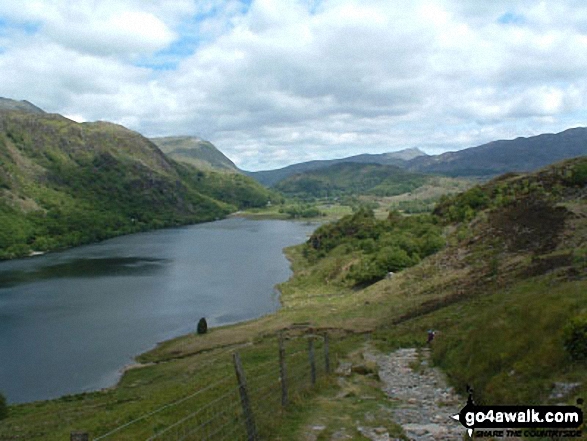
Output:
[
  {"xmin": 45, "ymin": 10, "xmax": 175, "ymax": 56},
  {"xmin": 1, "ymin": 0, "xmax": 587, "ymax": 170},
  {"xmin": 0, "ymin": 1, "xmax": 181, "ymax": 57}
]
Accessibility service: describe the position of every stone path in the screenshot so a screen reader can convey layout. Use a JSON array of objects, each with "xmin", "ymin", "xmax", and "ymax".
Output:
[{"xmin": 365, "ymin": 348, "xmax": 465, "ymax": 440}]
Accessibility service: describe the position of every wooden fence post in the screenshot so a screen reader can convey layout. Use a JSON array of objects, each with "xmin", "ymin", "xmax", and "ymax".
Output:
[
  {"xmin": 233, "ymin": 352, "xmax": 258, "ymax": 441},
  {"xmin": 70, "ymin": 432, "xmax": 89, "ymax": 441},
  {"xmin": 308, "ymin": 336, "xmax": 316, "ymax": 386},
  {"xmin": 278, "ymin": 334, "xmax": 289, "ymax": 407},
  {"xmin": 323, "ymin": 332, "xmax": 330, "ymax": 374}
]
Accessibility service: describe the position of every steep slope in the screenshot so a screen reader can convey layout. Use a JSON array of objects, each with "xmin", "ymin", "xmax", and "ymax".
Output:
[
  {"xmin": 0, "ymin": 109, "xmax": 273, "ymax": 258},
  {"xmin": 150, "ymin": 136, "xmax": 240, "ymax": 172},
  {"xmin": 273, "ymin": 162, "xmax": 430, "ymax": 198},
  {"xmin": 0, "ymin": 97, "xmax": 45, "ymax": 114},
  {"xmin": 408, "ymin": 127, "xmax": 587, "ymax": 177},
  {"xmin": 247, "ymin": 148, "xmax": 427, "ymax": 186}
]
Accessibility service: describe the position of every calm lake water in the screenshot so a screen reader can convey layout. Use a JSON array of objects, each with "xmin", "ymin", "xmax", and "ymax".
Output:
[{"xmin": 0, "ymin": 218, "xmax": 317, "ymax": 404}]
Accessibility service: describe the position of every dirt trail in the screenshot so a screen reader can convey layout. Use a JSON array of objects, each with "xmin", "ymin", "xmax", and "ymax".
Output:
[
  {"xmin": 365, "ymin": 347, "xmax": 464, "ymax": 440},
  {"xmin": 301, "ymin": 346, "xmax": 470, "ymax": 440}
]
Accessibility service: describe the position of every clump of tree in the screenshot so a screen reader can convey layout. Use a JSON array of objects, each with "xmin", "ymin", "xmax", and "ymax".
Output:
[
  {"xmin": 278, "ymin": 203, "xmax": 323, "ymax": 219},
  {"xmin": 307, "ymin": 208, "xmax": 379, "ymax": 258},
  {"xmin": 434, "ymin": 186, "xmax": 490, "ymax": 222},
  {"xmin": 391, "ymin": 198, "xmax": 438, "ymax": 214},
  {"xmin": 305, "ymin": 208, "xmax": 444, "ymax": 286}
]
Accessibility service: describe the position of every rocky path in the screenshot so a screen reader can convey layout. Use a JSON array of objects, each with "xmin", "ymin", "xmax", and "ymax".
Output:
[{"xmin": 365, "ymin": 347, "xmax": 464, "ymax": 440}]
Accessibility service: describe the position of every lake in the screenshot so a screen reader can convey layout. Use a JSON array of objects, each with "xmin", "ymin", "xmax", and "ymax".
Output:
[{"xmin": 0, "ymin": 218, "xmax": 317, "ymax": 404}]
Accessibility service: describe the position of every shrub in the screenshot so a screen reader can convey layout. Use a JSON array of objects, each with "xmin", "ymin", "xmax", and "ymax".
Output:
[
  {"xmin": 197, "ymin": 317, "xmax": 208, "ymax": 335},
  {"xmin": 565, "ymin": 162, "xmax": 587, "ymax": 186},
  {"xmin": 0, "ymin": 392, "xmax": 7, "ymax": 420},
  {"xmin": 563, "ymin": 314, "xmax": 587, "ymax": 361}
]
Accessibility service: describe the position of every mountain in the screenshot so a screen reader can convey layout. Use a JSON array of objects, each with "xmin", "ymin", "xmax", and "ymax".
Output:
[
  {"xmin": 250, "ymin": 127, "xmax": 587, "ymax": 187},
  {"xmin": 274, "ymin": 162, "xmax": 429, "ymax": 198},
  {"xmin": 0, "ymin": 105, "xmax": 274, "ymax": 259},
  {"xmin": 407, "ymin": 127, "xmax": 587, "ymax": 177},
  {"xmin": 246, "ymin": 148, "xmax": 428, "ymax": 186},
  {"xmin": 0, "ymin": 97, "xmax": 45, "ymax": 114},
  {"xmin": 150, "ymin": 136, "xmax": 240, "ymax": 172}
]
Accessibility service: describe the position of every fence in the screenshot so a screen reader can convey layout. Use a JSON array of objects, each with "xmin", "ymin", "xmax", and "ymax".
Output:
[{"xmin": 73, "ymin": 332, "xmax": 332, "ymax": 440}]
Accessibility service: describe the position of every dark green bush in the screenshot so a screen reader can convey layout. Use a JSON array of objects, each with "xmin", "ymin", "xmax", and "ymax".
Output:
[
  {"xmin": 565, "ymin": 162, "xmax": 587, "ymax": 186},
  {"xmin": 197, "ymin": 317, "xmax": 208, "ymax": 335},
  {"xmin": 563, "ymin": 314, "xmax": 587, "ymax": 361},
  {"xmin": 279, "ymin": 204, "xmax": 322, "ymax": 218},
  {"xmin": 0, "ymin": 392, "xmax": 7, "ymax": 420}
]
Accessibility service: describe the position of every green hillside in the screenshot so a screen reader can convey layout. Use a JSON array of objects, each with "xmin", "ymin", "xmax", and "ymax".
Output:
[
  {"xmin": 273, "ymin": 162, "xmax": 430, "ymax": 198},
  {"xmin": 0, "ymin": 109, "xmax": 274, "ymax": 259},
  {"xmin": 285, "ymin": 156, "xmax": 587, "ymax": 405}
]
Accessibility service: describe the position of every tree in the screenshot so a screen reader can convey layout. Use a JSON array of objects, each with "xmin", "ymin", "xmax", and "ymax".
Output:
[
  {"xmin": 197, "ymin": 317, "xmax": 208, "ymax": 335},
  {"xmin": 0, "ymin": 392, "xmax": 7, "ymax": 420}
]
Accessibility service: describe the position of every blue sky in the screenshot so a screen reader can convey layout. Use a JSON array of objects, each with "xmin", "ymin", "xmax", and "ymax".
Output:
[{"xmin": 0, "ymin": 0, "xmax": 586, "ymax": 171}]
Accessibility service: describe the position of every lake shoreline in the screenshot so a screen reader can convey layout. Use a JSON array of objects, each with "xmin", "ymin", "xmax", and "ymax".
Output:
[{"xmin": 0, "ymin": 218, "xmax": 318, "ymax": 405}]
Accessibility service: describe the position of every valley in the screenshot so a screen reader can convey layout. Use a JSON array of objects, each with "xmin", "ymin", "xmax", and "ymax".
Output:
[
  {"xmin": 1, "ymin": 146, "xmax": 585, "ymax": 438},
  {"xmin": 0, "ymin": 98, "xmax": 586, "ymax": 439},
  {"xmin": 1, "ymin": 2, "xmax": 587, "ymax": 439}
]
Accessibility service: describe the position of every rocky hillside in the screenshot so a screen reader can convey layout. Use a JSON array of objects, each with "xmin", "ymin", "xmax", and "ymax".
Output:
[
  {"xmin": 0, "ymin": 106, "xmax": 274, "ymax": 259},
  {"xmin": 150, "ymin": 136, "xmax": 240, "ymax": 172}
]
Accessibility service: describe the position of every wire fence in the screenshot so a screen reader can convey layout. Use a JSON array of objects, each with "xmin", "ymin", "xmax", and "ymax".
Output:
[{"xmin": 72, "ymin": 332, "xmax": 332, "ymax": 441}]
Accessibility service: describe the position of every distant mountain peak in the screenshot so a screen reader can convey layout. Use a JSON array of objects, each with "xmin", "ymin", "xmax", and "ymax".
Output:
[
  {"xmin": 384, "ymin": 147, "xmax": 428, "ymax": 161},
  {"xmin": 150, "ymin": 136, "xmax": 239, "ymax": 172},
  {"xmin": 0, "ymin": 97, "xmax": 45, "ymax": 114}
]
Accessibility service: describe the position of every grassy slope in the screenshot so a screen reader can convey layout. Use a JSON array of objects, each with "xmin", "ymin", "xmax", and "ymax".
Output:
[
  {"xmin": 375, "ymin": 158, "xmax": 587, "ymax": 405},
  {"xmin": 0, "ymin": 111, "xmax": 274, "ymax": 258},
  {"xmin": 1, "ymin": 157, "xmax": 586, "ymax": 439}
]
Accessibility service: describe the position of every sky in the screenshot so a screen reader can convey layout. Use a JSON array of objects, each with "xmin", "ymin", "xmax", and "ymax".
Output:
[{"xmin": 0, "ymin": 1, "xmax": 587, "ymax": 171}]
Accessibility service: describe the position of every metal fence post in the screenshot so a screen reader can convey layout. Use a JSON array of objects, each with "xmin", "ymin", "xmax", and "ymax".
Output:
[
  {"xmin": 308, "ymin": 336, "xmax": 316, "ymax": 386},
  {"xmin": 323, "ymin": 332, "xmax": 330, "ymax": 374},
  {"xmin": 233, "ymin": 352, "xmax": 258, "ymax": 441},
  {"xmin": 278, "ymin": 334, "xmax": 289, "ymax": 407},
  {"xmin": 70, "ymin": 432, "xmax": 89, "ymax": 441}
]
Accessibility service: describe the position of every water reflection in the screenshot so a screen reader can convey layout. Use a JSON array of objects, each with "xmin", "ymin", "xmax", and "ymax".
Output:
[{"xmin": 0, "ymin": 257, "xmax": 168, "ymax": 288}]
